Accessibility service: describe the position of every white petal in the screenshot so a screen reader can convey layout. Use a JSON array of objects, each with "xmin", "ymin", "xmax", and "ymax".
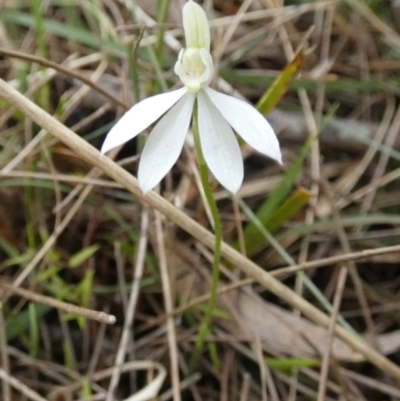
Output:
[
  {"xmin": 101, "ymin": 87, "xmax": 187, "ymax": 154},
  {"xmin": 138, "ymin": 92, "xmax": 196, "ymax": 193},
  {"xmin": 197, "ymin": 90, "xmax": 243, "ymax": 193},
  {"xmin": 198, "ymin": 48, "xmax": 214, "ymax": 87},
  {"xmin": 183, "ymin": 0, "xmax": 210, "ymax": 51},
  {"xmin": 204, "ymin": 87, "xmax": 282, "ymax": 163}
]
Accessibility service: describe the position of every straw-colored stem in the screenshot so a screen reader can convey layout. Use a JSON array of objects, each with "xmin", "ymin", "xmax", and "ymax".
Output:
[{"xmin": 1, "ymin": 78, "xmax": 400, "ymax": 381}]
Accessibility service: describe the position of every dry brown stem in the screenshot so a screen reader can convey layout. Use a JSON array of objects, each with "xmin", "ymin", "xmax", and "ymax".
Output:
[{"xmin": 1, "ymin": 77, "xmax": 400, "ymax": 381}]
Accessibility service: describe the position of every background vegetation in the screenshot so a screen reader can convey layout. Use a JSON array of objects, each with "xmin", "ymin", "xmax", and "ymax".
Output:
[{"xmin": 1, "ymin": 0, "xmax": 400, "ymax": 400}]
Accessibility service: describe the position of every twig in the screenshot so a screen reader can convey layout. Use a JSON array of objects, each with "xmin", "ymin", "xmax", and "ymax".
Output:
[
  {"xmin": 140, "ymin": 278, "xmax": 253, "ymax": 332},
  {"xmin": 0, "ymin": 47, "xmax": 129, "ymax": 110},
  {"xmin": 141, "ymin": 242, "xmax": 400, "ymax": 332},
  {"xmin": 272, "ymin": 244, "xmax": 400, "ymax": 278},
  {"xmin": 106, "ymin": 208, "xmax": 149, "ymax": 401},
  {"xmin": 159, "ymin": 373, "xmax": 202, "ymax": 401},
  {"xmin": 1, "ymin": 78, "xmax": 400, "ymax": 380},
  {"xmin": 317, "ymin": 266, "xmax": 348, "ymax": 401},
  {"xmin": 357, "ymin": 106, "xmax": 400, "ymax": 221},
  {"xmin": 155, "ymin": 210, "xmax": 182, "ymax": 401},
  {"xmin": 0, "ymin": 283, "xmax": 116, "ymax": 325},
  {"xmin": 87, "ymin": 312, "xmax": 109, "ymax": 376},
  {"xmin": 0, "ymin": 304, "xmax": 11, "ymax": 401},
  {"xmin": 0, "ymin": 170, "xmax": 122, "ymax": 189},
  {"xmin": 48, "ymin": 360, "xmax": 166, "ymax": 401},
  {"xmin": 10, "ymin": 184, "xmax": 93, "ymax": 289},
  {"xmin": 0, "ymin": 367, "xmax": 47, "ymax": 401},
  {"xmin": 271, "ymin": 245, "xmax": 400, "ymax": 277},
  {"xmin": 115, "ymin": 241, "xmax": 129, "ymax": 312}
]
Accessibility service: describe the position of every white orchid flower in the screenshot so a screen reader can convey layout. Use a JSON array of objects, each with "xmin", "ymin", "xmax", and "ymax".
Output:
[{"xmin": 101, "ymin": 0, "xmax": 281, "ymax": 194}]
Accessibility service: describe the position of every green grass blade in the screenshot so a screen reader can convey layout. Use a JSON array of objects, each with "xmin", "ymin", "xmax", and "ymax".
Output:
[
  {"xmin": 2, "ymin": 10, "xmax": 125, "ymax": 53},
  {"xmin": 6, "ymin": 305, "xmax": 50, "ymax": 341},
  {"xmin": 31, "ymin": 0, "xmax": 50, "ymax": 110},
  {"xmin": 69, "ymin": 245, "xmax": 100, "ymax": 268},
  {"xmin": 280, "ymin": 214, "xmax": 400, "ymax": 238},
  {"xmin": 28, "ymin": 303, "xmax": 39, "ymax": 357},
  {"xmin": 265, "ymin": 356, "xmax": 319, "ymax": 373},
  {"xmin": 244, "ymin": 188, "xmax": 313, "ymax": 257},
  {"xmin": 242, "ymin": 104, "xmax": 339, "ymax": 254},
  {"xmin": 221, "ymin": 70, "xmax": 400, "ymax": 95},
  {"xmin": 238, "ymin": 198, "xmax": 356, "ymax": 334},
  {"xmin": 242, "ymin": 135, "xmax": 316, "ymax": 248},
  {"xmin": 257, "ymin": 54, "xmax": 302, "ymax": 116}
]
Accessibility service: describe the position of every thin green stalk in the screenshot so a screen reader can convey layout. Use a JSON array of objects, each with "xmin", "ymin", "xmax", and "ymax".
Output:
[
  {"xmin": 32, "ymin": 0, "xmax": 50, "ymax": 111},
  {"xmin": 189, "ymin": 102, "xmax": 222, "ymax": 371},
  {"xmin": 155, "ymin": 0, "xmax": 171, "ymax": 62},
  {"xmin": 128, "ymin": 26, "xmax": 145, "ymax": 104}
]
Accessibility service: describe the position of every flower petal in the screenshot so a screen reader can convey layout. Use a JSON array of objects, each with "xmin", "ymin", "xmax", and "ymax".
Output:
[
  {"xmin": 199, "ymin": 48, "xmax": 214, "ymax": 87},
  {"xmin": 138, "ymin": 92, "xmax": 196, "ymax": 193},
  {"xmin": 197, "ymin": 90, "xmax": 243, "ymax": 193},
  {"xmin": 183, "ymin": 0, "xmax": 210, "ymax": 51},
  {"xmin": 101, "ymin": 87, "xmax": 187, "ymax": 154},
  {"xmin": 204, "ymin": 87, "xmax": 282, "ymax": 164}
]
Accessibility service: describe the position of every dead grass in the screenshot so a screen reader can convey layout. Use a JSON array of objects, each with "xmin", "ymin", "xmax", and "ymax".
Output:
[{"xmin": 1, "ymin": 0, "xmax": 400, "ymax": 400}]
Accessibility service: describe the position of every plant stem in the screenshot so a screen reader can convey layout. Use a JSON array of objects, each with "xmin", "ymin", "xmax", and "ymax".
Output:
[
  {"xmin": 189, "ymin": 101, "xmax": 222, "ymax": 371},
  {"xmin": 155, "ymin": 0, "xmax": 171, "ymax": 62}
]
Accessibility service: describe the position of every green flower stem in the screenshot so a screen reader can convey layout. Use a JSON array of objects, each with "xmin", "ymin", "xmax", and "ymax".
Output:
[{"xmin": 189, "ymin": 101, "xmax": 222, "ymax": 371}]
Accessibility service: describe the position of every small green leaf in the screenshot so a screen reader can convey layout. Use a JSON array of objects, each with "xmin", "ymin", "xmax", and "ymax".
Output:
[
  {"xmin": 76, "ymin": 270, "xmax": 94, "ymax": 329},
  {"xmin": 6, "ymin": 305, "xmax": 50, "ymax": 341},
  {"xmin": 5, "ymin": 249, "xmax": 35, "ymax": 267},
  {"xmin": 265, "ymin": 357, "xmax": 319, "ymax": 373},
  {"xmin": 2, "ymin": 10, "xmax": 125, "ymax": 53},
  {"xmin": 244, "ymin": 188, "xmax": 313, "ymax": 257},
  {"xmin": 37, "ymin": 265, "xmax": 62, "ymax": 282},
  {"xmin": 241, "ymin": 104, "xmax": 339, "ymax": 256},
  {"xmin": 81, "ymin": 378, "xmax": 92, "ymax": 399},
  {"xmin": 69, "ymin": 245, "xmax": 100, "ymax": 268},
  {"xmin": 257, "ymin": 54, "xmax": 302, "ymax": 115},
  {"xmin": 196, "ymin": 303, "xmax": 231, "ymax": 320},
  {"xmin": 241, "ymin": 135, "xmax": 316, "ymax": 255}
]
